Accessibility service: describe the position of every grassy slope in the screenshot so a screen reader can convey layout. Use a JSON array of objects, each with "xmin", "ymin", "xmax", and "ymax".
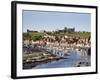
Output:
[{"xmin": 65, "ymin": 32, "xmax": 90, "ymax": 38}]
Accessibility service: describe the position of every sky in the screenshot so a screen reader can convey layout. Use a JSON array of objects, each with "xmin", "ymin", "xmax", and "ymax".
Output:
[{"xmin": 22, "ymin": 10, "xmax": 91, "ymax": 32}]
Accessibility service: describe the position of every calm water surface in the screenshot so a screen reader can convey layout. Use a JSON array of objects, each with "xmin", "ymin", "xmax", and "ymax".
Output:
[{"xmin": 33, "ymin": 50, "xmax": 90, "ymax": 69}]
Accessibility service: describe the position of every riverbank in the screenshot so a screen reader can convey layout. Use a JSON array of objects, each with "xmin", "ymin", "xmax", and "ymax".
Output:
[
  {"xmin": 23, "ymin": 47, "xmax": 69, "ymax": 69},
  {"xmin": 23, "ymin": 56, "xmax": 67, "ymax": 69},
  {"xmin": 23, "ymin": 54, "xmax": 90, "ymax": 69},
  {"xmin": 23, "ymin": 46, "xmax": 90, "ymax": 69}
]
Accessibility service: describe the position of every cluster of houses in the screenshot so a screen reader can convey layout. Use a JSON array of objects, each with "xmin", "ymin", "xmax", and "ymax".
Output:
[
  {"xmin": 23, "ymin": 35, "xmax": 91, "ymax": 58},
  {"xmin": 23, "ymin": 27, "xmax": 90, "ymax": 55},
  {"xmin": 23, "ymin": 34, "xmax": 90, "ymax": 49}
]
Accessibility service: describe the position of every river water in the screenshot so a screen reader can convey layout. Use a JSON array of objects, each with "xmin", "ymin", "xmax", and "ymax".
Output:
[{"xmin": 33, "ymin": 49, "xmax": 90, "ymax": 69}]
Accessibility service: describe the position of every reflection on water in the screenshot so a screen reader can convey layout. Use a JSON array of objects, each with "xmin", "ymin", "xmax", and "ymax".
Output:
[
  {"xmin": 23, "ymin": 45, "xmax": 91, "ymax": 69},
  {"xmin": 33, "ymin": 49, "xmax": 90, "ymax": 69}
]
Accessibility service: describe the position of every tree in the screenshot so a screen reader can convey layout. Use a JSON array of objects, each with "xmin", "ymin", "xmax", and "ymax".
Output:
[
  {"xmin": 29, "ymin": 32, "xmax": 43, "ymax": 41},
  {"xmin": 32, "ymin": 35, "xmax": 42, "ymax": 41},
  {"xmin": 23, "ymin": 32, "xmax": 32, "ymax": 40}
]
